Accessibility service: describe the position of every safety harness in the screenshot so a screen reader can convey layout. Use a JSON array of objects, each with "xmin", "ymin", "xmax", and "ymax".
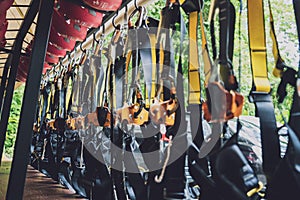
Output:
[
  {"xmin": 184, "ymin": 1, "xmax": 264, "ymax": 199},
  {"xmin": 247, "ymin": 0, "xmax": 281, "ymax": 180}
]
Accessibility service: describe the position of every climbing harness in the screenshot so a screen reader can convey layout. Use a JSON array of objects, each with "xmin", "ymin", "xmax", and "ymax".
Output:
[{"xmin": 247, "ymin": 0, "xmax": 281, "ymax": 181}]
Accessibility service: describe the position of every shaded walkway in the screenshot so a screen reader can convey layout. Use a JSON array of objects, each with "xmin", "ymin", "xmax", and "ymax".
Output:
[{"xmin": 0, "ymin": 160, "xmax": 86, "ymax": 199}]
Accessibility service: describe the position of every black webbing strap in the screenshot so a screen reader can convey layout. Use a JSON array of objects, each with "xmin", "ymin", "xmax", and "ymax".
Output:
[
  {"xmin": 34, "ymin": 90, "xmax": 42, "ymax": 127},
  {"xmin": 39, "ymin": 82, "xmax": 51, "ymax": 128},
  {"xmin": 163, "ymin": 11, "xmax": 188, "ymax": 199},
  {"xmin": 58, "ymin": 77, "xmax": 65, "ymax": 118},
  {"xmin": 66, "ymin": 68, "xmax": 76, "ymax": 117},
  {"xmin": 81, "ymin": 52, "xmax": 94, "ymax": 115},
  {"xmin": 138, "ymin": 26, "xmax": 153, "ymax": 107},
  {"xmin": 114, "ymin": 38, "xmax": 126, "ymax": 109},
  {"xmin": 210, "ymin": 0, "xmax": 238, "ymax": 91},
  {"xmin": 228, "ymin": 2, "xmax": 235, "ymax": 63},
  {"xmin": 247, "ymin": 0, "xmax": 280, "ymax": 179},
  {"xmin": 108, "ymin": 28, "xmax": 127, "ymax": 200}
]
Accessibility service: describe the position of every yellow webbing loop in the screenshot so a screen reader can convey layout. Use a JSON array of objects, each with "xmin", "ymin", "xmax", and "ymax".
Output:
[
  {"xmin": 199, "ymin": 8, "xmax": 213, "ymax": 86},
  {"xmin": 247, "ymin": 0, "xmax": 271, "ymax": 93},
  {"xmin": 147, "ymin": 33, "xmax": 157, "ymax": 108},
  {"xmin": 124, "ymin": 50, "xmax": 132, "ymax": 104},
  {"xmin": 188, "ymin": 11, "xmax": 201, "ymax": 104}
]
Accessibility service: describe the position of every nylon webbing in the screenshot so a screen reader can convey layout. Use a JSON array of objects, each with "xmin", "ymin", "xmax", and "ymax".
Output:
[
  {"xmin": 188, "ymin": 11, "xmax": 201, "ymax": 105},
  {"xmin": 148, "ymin": 32, "xmax": 157, "ymax": 107},
  {"xmin": 155, "ymin": 5, "xmax": 179, "ymax": 101},
  {"xmin": 247, "ymin": 0, "xmax": 281, "ymax": 179},
  {"xmin": 247, "ymin": 0, "xmax": 270, "ymax": 93},
  {"xmin": 199, "ymin": 6, "xmax": 213, "ymax": 85}
]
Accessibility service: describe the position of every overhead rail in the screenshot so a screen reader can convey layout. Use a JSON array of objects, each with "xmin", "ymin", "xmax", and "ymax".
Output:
[{"xmin": 46, "ymin": 0, "xmax": 158, "ymax": 78}]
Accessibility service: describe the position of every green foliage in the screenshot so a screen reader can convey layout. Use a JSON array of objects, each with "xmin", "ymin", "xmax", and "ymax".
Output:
[{"xmin": 4, "ymin": 85, "xmax": 25, "ymax": 158}]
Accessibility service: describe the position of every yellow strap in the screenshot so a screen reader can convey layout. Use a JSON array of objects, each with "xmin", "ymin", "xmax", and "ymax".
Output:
[
  {"xmin": 188, "ymin": 11, "xmax": 201, "ymax": 105},
  {"xmin": 124, "ymin": 50, "xmax": 132, "ymax": 104},
  {"xmin": 247, "ymin": 0, "xmax": 271, "ymax": 93},
  {"xmin": 199, "ymin": 9, "xmax": 213, "ymax": 86},
  {"xmin": 65, "ymin": 76, "xmax": 72, "ymax": 114},
  {"xmin": 146, "ymin": 33, "xmax": 157, "ymax": 108}
]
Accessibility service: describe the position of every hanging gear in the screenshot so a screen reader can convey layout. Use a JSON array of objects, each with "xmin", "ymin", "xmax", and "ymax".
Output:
[
  {"xmin": 106, "ymin": 26, "xmax": 128, "ymax": 200},
  {"xmin": 184, "ymin": 2, "xmax": 224, "ymax": 199},
  {"xmin": 146, "ymin": 2, "xmax": 189, "ymax": 199},
  {"xmin": 184, "ymin": 1, "xmax": 263, "ymax": 199},
  {"xmin": 203, "ymin": 0, "xmax": 243, "ymax": 124},
  {"xmin": 247, "ymin": 0, "xmax": 281, "ymax": 181}
]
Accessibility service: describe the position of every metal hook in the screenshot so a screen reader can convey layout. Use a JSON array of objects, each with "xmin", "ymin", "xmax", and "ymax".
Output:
[
  {"xmin": 134, "ymin": 0, "xmax": 139, "ymax": 10},
  {"xmin": 67, "ymin": 53, "xmax": 71, "ymax": 62},
  {"xmin": 80, "ymin": 43, "xmax": 85, "ymax": 53},
  {"xmin": 93, "ymin": 32, "xmax": 100, "ymax": 44},
  {"xmin": 112, "ymin": 10, "xmax": 120, "ymax": 30}
]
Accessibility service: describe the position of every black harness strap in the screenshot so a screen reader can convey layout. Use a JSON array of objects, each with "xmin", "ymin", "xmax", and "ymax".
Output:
[
  {"xmin": 66, "ymin": 68, "xmax": 76, "ymax": 117},
  {"xmin": 211, "ymin": 0, "xmax": 238, "ymax": 91},
  {"xmin": 39, "ymin": 82, "xmax": 51, "ymax": 128},
  {"xmin": 163, "ymin": 10, "xmax": 188, "ymax": 200},
  {"xmin": 156, "ymin": 4, "xmax": 180, "ymax": 101},
  {"xmin": 228, "ymin": 2, "xmax": 235, "ymax": 63},
  {"xmin": 108, "ymin": 28, "xmax": 128, "ymax": 200}
]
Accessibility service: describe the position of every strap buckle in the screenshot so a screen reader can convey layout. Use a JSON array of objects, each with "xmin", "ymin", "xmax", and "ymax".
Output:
[{"xmin": 248, "ymin": 91, "xmax": 271, "ymax": 103}]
